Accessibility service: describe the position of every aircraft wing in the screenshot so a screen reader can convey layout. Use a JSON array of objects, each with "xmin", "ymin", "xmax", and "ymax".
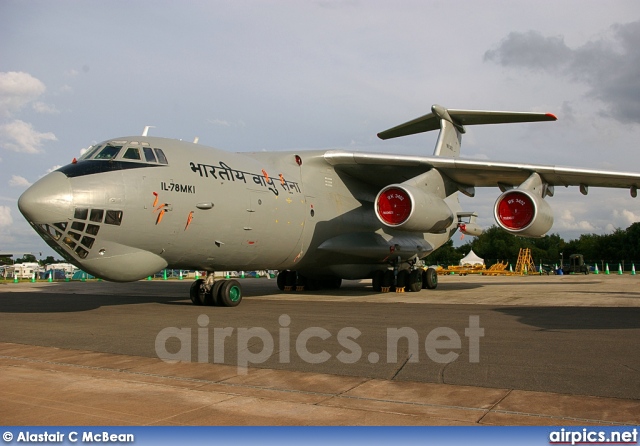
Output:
[{"xmin": 324, "ymin": 150, "xmax": 640, "ymax": 194}]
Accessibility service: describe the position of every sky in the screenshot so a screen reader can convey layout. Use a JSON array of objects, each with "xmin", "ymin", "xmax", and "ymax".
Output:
[{"xmin": 1, "ymin": 0, "xmax": 639, "ymax": 259}]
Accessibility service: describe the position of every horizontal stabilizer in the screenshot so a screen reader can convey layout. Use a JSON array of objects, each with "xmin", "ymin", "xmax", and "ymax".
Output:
[{"xmin": 378, "ymin": 105, "xmax": 557, "ymax": 140}]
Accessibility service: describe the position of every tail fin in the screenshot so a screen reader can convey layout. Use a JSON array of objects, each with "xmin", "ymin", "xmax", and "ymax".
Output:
[{"xmin": 377, "ymin": 104, "xmax": 557, "ymax": 158}]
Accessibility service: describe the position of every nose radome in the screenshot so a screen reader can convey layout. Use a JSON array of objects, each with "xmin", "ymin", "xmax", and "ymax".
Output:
[{"xmin": 18, "ymin": 171, "xmax": 73, "ymax": 224}]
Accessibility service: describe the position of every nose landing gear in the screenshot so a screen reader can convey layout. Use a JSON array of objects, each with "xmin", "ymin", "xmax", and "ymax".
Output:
[{"xmin": 189, "ymin": 272, "xmax": 243, "ymax": 307}]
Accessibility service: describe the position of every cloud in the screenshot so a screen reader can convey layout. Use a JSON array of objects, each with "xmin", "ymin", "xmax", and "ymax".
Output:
[
  {"xmin": 557, "ymin": 209, "xmax": 598, "ymax": 231},
  {"xmin": 0, "ymin": 71, "xmax": 46, "ymax": 118},
  {"xmin": 484, "ymin": 31, "xmax": 572, "ymax": 71},
  {"xmin": 0, "ymin": 120, "xmax": 57, "ymax": 154},
  {"xmin": 0, "ymin": 206, "xmax": 13, "ymax": 227},
  {"xmin": 484, "ymin": 20, "xmax": 640, "ymax": 124},
  {"xmin": 612, "ymin": 208, "xmax": 640, "ymax": 227},
  {"xmin": 32, "ymin": 101, "xmax": 60, "ymax": 115},
  {"xmin": 9, "ymin": 175, "xmax": 32, "ymax": 188}
]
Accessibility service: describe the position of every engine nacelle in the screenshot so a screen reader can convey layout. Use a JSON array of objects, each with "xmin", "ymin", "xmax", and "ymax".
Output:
[
  {"xmin": 375, "ymin": 184, "xmax": 454, "ymax": 233},
  {"xmin": 494, "ymin": 189, "xmax": 553, "ymax": 237}
]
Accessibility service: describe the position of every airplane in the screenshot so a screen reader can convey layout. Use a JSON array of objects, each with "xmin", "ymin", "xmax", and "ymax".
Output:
[{"xmin": 18, "ymin": 104, "xmax": 640, "ymax": 307}]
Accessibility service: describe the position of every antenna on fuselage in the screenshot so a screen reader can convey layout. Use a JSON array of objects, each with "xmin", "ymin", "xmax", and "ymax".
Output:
[
  {"xmin": 142, "ymin": 125, "xmax": 155, "ymax": 136},
  {"xmin": 193, "ymin": 137, "xmax": 199, "ymax": 144}
]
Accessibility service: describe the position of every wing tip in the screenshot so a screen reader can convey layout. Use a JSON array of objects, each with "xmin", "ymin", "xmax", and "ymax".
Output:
[{"xmin": 545, "ymin": 112, "xmax": 558, "ymax": 121}]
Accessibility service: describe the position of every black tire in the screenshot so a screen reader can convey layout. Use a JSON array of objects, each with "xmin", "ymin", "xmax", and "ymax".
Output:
[
  {"xmin": 305, "ymin": 277, "xmax": 320, "ymax": 291},
  {"xmin": 421, "ymin": 270, "xmax": 428, "ymax": 289},
  {"xmin": 296, "ymin": 274, "xmax": 307, "ymax": 290},
  {"xmin": 425, "ymin": 267, "xmax": 438, "ymax": 289},
  {"xmin": 382, "ymin": 270, "xmax": 394, "ymax": 290},
  {"xmin": 408, "ymin": 270, "xmax": 423, "ymax": 292},
  {"xmin": 285, "ymin": 270, "xmax": 297, "ymax": 289},
  {"xmin": 276, "ymin": 271, "xmax": 287, "ymax": 291},
  {"xmin": 372, "ymin": 270, "xmax": 384, "ymax": 292},
  {"xmin": 396, "ymin": 270, "xmax": 409, "ymax": 289},
  {"xmin": 190, "ymin": 279, "xmax": 204, "ymax": 305},
  {"xmin": 328, "ymin": 276, "xmax": 342, "ymax": 289},
  {"xmin": 211, "ymin": 280, "xmax": 225, "ymax": 306},
  {"xmin": 219, "ymin": 279, "xmax": 242, "ymax": 307}
]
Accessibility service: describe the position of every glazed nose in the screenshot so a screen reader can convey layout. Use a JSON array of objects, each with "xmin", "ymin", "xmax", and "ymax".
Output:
[{"xmin": 18, "ymin": 171, "xmax": 73, "ymax": 224}]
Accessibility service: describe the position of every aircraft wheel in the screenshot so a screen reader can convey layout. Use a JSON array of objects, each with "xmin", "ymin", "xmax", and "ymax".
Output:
[
  {"xmin": 408, "ymin": 270, "xmax": 423, "ymax": 292},
  {"xmin": 276, "ymin": 271, "xmax": 287, "ymax": 291},
  {"xmin": 211, "ymin": 280, "xmax": 225, "ymax": 306},
  {"xmin": 296, "ymin": 274, "xmax": 307, "ymax": 290},
  {"xmin": 198, "ymin": 280, "xmax": 215, "ymax": 306},
  {"xmin": 219, "ymin": 279, "xmax": 242, "ymax": 307},
  {"xmin": 305, "ymin": 276, "xmax": 320, "ymax": 291},
  {"xmin": 285, "ymin": 271, "xmax": 297, "ymax": 290},
  {"xmin": 396, "ymin": 270, "xmax": 409, "ymax": 289},
  {"xmin": 190, "ymin": 279, "xmax": 204, "ymax": 305},
  {"xmin": 382, "ymin": 270, "xmax": 394, "ymax": 291},
  {"xmin": 425, "ymin": 267, "xmax": 438, "ymax": 289},
  {"xmin": 372, "ymin": 270, "xmax": 384, "ymax": 292}
]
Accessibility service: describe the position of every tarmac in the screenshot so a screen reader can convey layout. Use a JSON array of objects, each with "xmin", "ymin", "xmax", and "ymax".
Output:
[{"xmin": 1, "ymin": 274, "xmax": 639, "ymax": 426}]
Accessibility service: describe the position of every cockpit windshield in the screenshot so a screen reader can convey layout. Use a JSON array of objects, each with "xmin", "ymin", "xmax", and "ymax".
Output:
[
  {"xmin": 94, "ymin": 145, "xmax": 123, "ymax": 160},
  {"xmin": 79, "ymin": 144, "xmax": 103, "ymax": 160},
  {"xmin": 81, "ymin": 141, "xmax": 169, "ymax": 165}
]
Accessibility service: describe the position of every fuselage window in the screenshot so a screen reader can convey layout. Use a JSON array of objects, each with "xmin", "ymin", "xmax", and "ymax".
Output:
[
  {"xmin": 94, "ymin": 145, "xmax": 122, "ymax": 160},
  {"xmin": 74, "ymin": 208, "xmax": 88, "ymax": 220},
  {"xmin": 86, "ymin": 224, "xmax": 100, "ymax": 235},
  {"xmin": 81, "ymin": 236, "xmax": 95, "ymax": 249},
  {"xmin": 105, "ymin": 210, "xmax": 123, "ymax": 226},
  {"xmin": 75, "ymin": 246, "xmax": 89, "ymax": 259},
  {"xmin": 90, "ymin": 209, "xmax": 104, "ymax": 223},
  {"xmin": 123, "ymin": 147, "xmax": 141, "ymax": 160},
  {"xmin": 143, "ymin": 147, "xmax": 157, "ymax": 163},
  {"xmin": 154, "ymin": 148, "xmax": 168, "ymax": 165},
  {"xmin": 71, "ymin": 222, "xmax": 85, "ymax": 232}
]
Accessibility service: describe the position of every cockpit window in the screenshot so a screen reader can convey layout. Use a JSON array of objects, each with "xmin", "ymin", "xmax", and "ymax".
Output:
[
  {"xmin": 94, "ymin": 145, "xmax": 123, "ymax": 160},
  {"xmin": 154, "ymin": 148, "xmax": 168, "ymax": 164},
  {"xmin": 123, "ymin": 147, "xmax": 141, "ymax": 160},
  {"xmin": 79, "ymin": 144, "xmax": 103, "ymax": 160},
  {"xmin": 143, "ymin": 147, "xmax": 157, "ymax": 163}
]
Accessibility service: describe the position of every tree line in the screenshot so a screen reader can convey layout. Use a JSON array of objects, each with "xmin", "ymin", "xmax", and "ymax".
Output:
[
  {"xmin": 429, "ymin": 222, "xmax": 640, "ymax": 269},
  {"xmin": 0, "ymin": 254, "xmax": 59, "ymax": 266}
]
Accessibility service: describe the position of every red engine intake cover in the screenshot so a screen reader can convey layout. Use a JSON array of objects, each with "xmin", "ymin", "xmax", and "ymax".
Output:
[
  {"xmin": 376, "ymin": 187, "xmax": 412, "ymax": 226},
  {"xmin": 496, "ymin": 191, "xmax": 535, "ymax": 229}
]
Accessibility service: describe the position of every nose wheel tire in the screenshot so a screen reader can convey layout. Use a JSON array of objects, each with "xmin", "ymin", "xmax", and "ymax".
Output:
[
  {"xmin": 190, "ymin": 278, "xmax": 242, "ymax": 307},
  {"xmin": 219, "ymin": 279, "xmax": 242, "ymax": 307}
]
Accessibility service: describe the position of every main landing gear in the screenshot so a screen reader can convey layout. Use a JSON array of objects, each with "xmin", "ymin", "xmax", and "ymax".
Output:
[
  {"xmin": 276, "ymin": 270, "xmax": 342, "ymax": 292},
  {"xmin": 371, "ymin": 267, "xmax": 438, "ymax": 293},
  {"xmin": 190, "ymin": 273, "xmax": 242, "ymax": 307}
]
